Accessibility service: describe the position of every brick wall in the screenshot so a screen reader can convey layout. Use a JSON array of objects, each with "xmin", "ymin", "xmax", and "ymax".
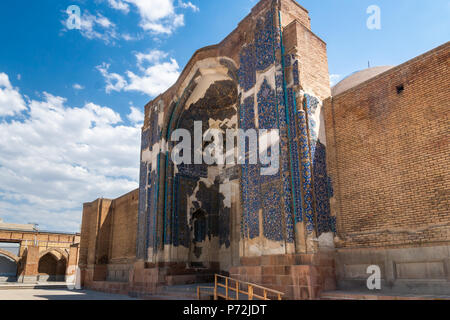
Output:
[
  {"xmin": 79, "ymin": 189, "xmax": 139, "ymax": 283},
  {"xmin": 324, "ymin": 42, "xmax": 450, "ymax": 249},
  {"xmin": 109, "ymin": 190, "xmax": 138, "ymax": 263},
  {"xmin": 283, "ymin": 18, "xmax": 330, "ymax": 100},
  {"xmin": 79, "ymin": 200, "xmax": 99, "ymax": 266}
]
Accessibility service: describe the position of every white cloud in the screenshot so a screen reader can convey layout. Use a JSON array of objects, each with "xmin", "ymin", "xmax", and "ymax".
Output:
[
  {"xmin": 73, "ymin": 83, "xmax": 85, "ymax": 90},
  {"xmin": 0, "ymin": 75, "xmax": 141, "ymax": 232},
  {"xmin": 178, "ymin": 1, "xmax": 199, "ymax": 12},
  {"xmin": 121, "ymin": 33, "xmax": 141, "ymax": 41},
  {"xmin": 127, "ymin": 106, "xmax": 144, "ymax": 124},
  {"xmin": 126, "ymin": 57, "xmax": 180, "ymax": 96},
  {"xmin": 0, "ymin": 73, "xmax": 27, "ymax": 117},
  {"xmin": 136, "ymin": 50, "xmax": 168, "ymax": 69},
  {"xmin": 330, "ymin": 74, "xmax": 342, "ymax": 86},
  {"xmin": 64, "ymin": 11, "xmax": 118, "ymax": 44},
  {"xmin": 108, "ymin": 0, "xmax": 197, "ymax": 35},
  {"xmin": 97, "ymin": 50, "xmax": 180, "ymax": 97},
  {"xmin": 107, "ymin": 0, "xmax": 130, "ymax": 13},
  {"xmin": 96, "ymin": 63, "xmax": 127, "ymax": 93}
]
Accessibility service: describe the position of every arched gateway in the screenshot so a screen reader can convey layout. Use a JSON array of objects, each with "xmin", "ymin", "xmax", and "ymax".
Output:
[
  {"xmin": 138, "ymin": 59, "xmax": 242, "ymax": 275},
  {"xmin": 135, "ymin": 0, "xmax": 334, "ymax": 290}
]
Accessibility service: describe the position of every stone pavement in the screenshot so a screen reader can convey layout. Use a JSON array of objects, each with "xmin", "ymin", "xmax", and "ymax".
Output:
[{"xmin": 0, "ymin": 288, "xmax": 138, "ymax": 300}]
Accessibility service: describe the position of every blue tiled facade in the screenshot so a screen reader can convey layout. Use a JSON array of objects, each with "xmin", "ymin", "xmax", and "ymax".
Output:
[
  {"xmin": 238, "ymin": 45, "xmax": 256, "ymax": 92},
  {"xmin": 255, "ymin": 11, "xmax": 276, "ymax": 71},
  {"xmin": 297, "ymin": 109, "xmax": 315, "ymax": 233},
  {"xmin": 235, "ymin": 6, "xmax": 334, "ymax": 243},
  {"xmin": 137, "ymin": 107, "xmax": 161, "ymax": 259},
  {"xmin": 240, "ymin": 96, "xmax": 261, "ymax": 240},
  {"xmin": 137, "ymin": 4, "xmax": 335, "ymax": 261},
  {"xmin": 313, "ymin": 142, "xmax": 335, "ymax": 234}
]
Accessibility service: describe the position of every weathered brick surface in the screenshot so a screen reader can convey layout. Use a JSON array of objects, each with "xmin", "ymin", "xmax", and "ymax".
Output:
[
  {"xmin": 79, "ymin": 189, "xmax": 138, "ymax": 285},
  {"xmin": 324, "ymin": 42, "xmax": 450, "ymax": 249},
  {"xmin": 109, "ymin": 191, "xmax": 138, "ymax": 264},
  {"xmin": 283, "ymin": 19, "xmax": 330, "ymax": 100}
]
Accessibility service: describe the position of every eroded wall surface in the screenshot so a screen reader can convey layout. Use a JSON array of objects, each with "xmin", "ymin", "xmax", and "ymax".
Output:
[
  {"xmin": 137, "ymin": 0, "xmax": 334, "ymax": 272},
  {"xmin": 79, "ymin": 189, "xmax": 138, "ymax": 283}
]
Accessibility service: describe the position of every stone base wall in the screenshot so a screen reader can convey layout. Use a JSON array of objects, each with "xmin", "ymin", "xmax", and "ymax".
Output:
[
  {"xmin": 81, "ymin": 252, "xmax": 336, "ymax": 300},
  {"xmin": 336, "ymin": 244, "xmax": 450, "ymax": 296},
  {"xmin": 106, "ymin": 263, "xmax": 133, "ymax": 283},
  {"xmin": 82, "ymin": 262, "xmax": 167, "ymax": 296},
  {"xmin": 229, "ymin": 250, "xmax": 336, "ymax": 300},
  {"xmin": 81, "ymin": 246, "xmax": 450, "ymax": 298}
]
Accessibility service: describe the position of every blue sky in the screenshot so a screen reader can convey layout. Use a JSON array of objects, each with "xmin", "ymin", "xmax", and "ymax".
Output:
[{"xmin": 0, "ymin": 0, "xmax": 448, "ymax": 232}]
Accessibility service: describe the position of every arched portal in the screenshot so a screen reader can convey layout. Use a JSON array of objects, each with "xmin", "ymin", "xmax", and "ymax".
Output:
[
  {"xmin": 38, "ymin": 251, "xmax": 67, "ymax": 282},
  {"xmin": 0, "ymin": 254, "xmax": 18, "ymax": 281},
  {"xmin": 142, "ymin": 59, "xmax": 242, "ymax": 273},
  {"xmin": 0, "ymin": 243, "xmax": 20, "ymax": 282},
  {"xmin": 166, "ymin": 78, "xmax": 238, "ymax": 271}
]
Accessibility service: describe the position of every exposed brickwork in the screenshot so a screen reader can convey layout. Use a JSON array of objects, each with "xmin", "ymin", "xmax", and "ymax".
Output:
[
  {"xmin": 79, "ymin": 189, "xmax": 138, "ymax": 285},
  {"xmin": 283, "ymin": 19, "xmax": 330, "ymax": 100},
  {"xmin": 324, "ymin": 42, "xmax": 450, "ymax": 249},
  {"xmin": 110, "ymin": 192, "xmax": 138, "ymax": 264}
]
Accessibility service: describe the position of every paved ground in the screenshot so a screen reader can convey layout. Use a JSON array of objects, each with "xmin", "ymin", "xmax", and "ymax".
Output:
[{"xmin": 0, "ymin": 288, "xmax": 138, "ymax": 300}]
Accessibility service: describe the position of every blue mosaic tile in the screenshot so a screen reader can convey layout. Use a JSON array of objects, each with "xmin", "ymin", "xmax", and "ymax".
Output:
[
  {"xmin": 286, "ymin": 89, "xmax": 303, "ymax": 223},
  {"xmin": 137, "ymin": 159, "xmax": 148, "ymax": 256},
  {"xmin": 304, "ymin": 94, "xmax": 320, "ymax": 159},
  {"xmin": 284, "ymin": 54, "xmax": 292, "ymax": 67},
  {"xmin": 274, "ymin": 59, "xmax": 295, "ymax": 240},
  {"xmin": 262, "ymin": 183, "xmax": 283, "ymax": 241},
  {"xmin": 313, "ymin": 141, "xmax": 335, "ymax": 235},
  {"xmin": 297, "ymin": 109, "xmax": 315, "ymax": 233},
  {"xmin": 141, "ymin": 128, "xmax": 150, "ymax": 151},
  {"xmin": 172, "ymin": 175, "xmax": 180, "ymax": 246},
  {"xmin": 239, "ymin": 96, "xmax": 260, "ymax": 239},
  {"xmin": 238, "ymin": 44, "xmax": 256, "ymax": 92},
  {"xmin": 255, "ymin": 10, "xmax": 275, "ymax": 71},
  {"xmin": 257, "ymin": 78, "xmax": 277, "ymax": 129},
  {"xmin": 293, "ymin": 60, "xmax": 299, "ymax": 86},
  {"xmin": 276, "ymin": 102, "xmax": 296, "ymax": 240},
  {"xmin": 257, "ymin": 78, "xmax": 281, "ymax": 184}
]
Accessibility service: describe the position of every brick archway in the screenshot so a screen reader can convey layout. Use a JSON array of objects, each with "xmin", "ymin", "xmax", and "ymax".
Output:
[
  {"xmin": 39, "ymin": 248, "xmax": 68, "ymax": 262},
  {"xmin": 0, "ymin": 249, "xmax": 19, "ymax": 280},
  {"xmin": 0, "ymin": 249, "xmax": 20, "ymax": 263},
  {"xmin": 38, "ymin": 249, "xmax": 68, "ymax": 281}
]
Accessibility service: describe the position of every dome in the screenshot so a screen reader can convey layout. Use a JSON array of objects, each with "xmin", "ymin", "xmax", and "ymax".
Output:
[{"xmin": 331, "ymin": 66, "xmax": 394, "ymax": 96}]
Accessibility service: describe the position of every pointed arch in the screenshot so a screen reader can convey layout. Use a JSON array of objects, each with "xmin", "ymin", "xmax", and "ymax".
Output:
[
  {"xmin": 39, "ymin": 248, "xmax": 68, "ymax": 262},
  {"xmin": 141, "ymin": 56, "xmax": 239, "ymax": 263},
  {"xmin": 0, "ymin": 249, "xmax": 20, "ymax": 263}
]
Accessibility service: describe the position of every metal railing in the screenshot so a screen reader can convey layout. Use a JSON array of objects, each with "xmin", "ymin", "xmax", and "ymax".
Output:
[{"xmin": 197, "ymin": 274, "xmax": 284, "ymax": 300}]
